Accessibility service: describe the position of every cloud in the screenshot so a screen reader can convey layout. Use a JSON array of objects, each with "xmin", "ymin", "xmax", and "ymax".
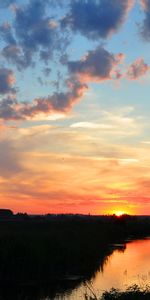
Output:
[
  {"xmin": 43, "ymin": 67, "xmax": 51, "ymax": 76},
  {"xmin": 0, "ymin": 139, "xmax": 23, "ymax": 177},
  {"xmin": 62, "ymin": 0, "xmax": 135, "ymax": 40},
  {"xmin": 1, "ymin": 0, "xmax": 68, "ymax": 69},
  {"xmin": 141, "ymin": 141, "xmax": 150, "ymax": 145},
  {"xmin": 0, "ymin": 98, "xmax": 23, "ymax": 120},
  {"xmin": 0, "ymin": 120, "xmax": 148, "ymax": 214},
  {"xmin": 0, "ymin": 68, "xmax": 16, "ymax": 94},
  {"xmin": 0, "ymin": 22, "xmax": 32, "ymax": 71},
  {"xmin": 70, "ymin": 107, "xmax": 140, "ymax": 138},
  {"xmin": 14, "ymin": 0, "xmax": 59, "ymax": 66},
  {"xmin": 67, "ymin": 46, "xmax": 124, "ymax": 82},
  {"xmin": 141, "ymin": 0, "xmax": 148, "ymax": 9},
  {"xmin": 70, "ymin": 122, "xmax": 117, "ymax": 130},
  {"xmin": 0, "ymin": 22, "xmax": 16, "ymax": 45},
  {"xmin": 127, "ymin": 58, "xmax": 149, "ymax": 79},
  {"xmin": 0, "ymin": 78, "xmax": 88, "ymax": 120},
  {"xmin": 1, "ymin": 46, "xmax": 35, "ymax": 72},
  {"xmin": 140, "ymin": 0, "xmax": 150, "ymax": 40},
  {"xmin": 102, "ymin": 109, "xmax": 137, "ymax": 128},
  {"xmin": 0, "ymin": 146, "xmax": 146, "ymax": 214},
  {"xmin": 1, "ymin": 45, "xmax": 34, "ymax": 71}
]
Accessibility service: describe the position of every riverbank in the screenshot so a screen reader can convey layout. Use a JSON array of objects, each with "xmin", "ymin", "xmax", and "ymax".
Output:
[
  {"xmin": 85, "ymin": 285, "xmax": 150, "ymax": 300},
  {"xmin": 0, "ymin": 214, "xmax": 149, "ymax": 299}
]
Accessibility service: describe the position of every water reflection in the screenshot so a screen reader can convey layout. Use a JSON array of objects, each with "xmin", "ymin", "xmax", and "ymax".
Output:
[
  {"xmin": 55, "ymin": 239, "xmax": 150, "ymax": 300},
  {"xmin": 0, "ymin": 244, "xmax": 125, "ymax": 300},
  {"xmin": 80, "ymin": 238, "xmax": 150, "ymax": 299},
  {"xmin": 94, "ymin": 239, "xmax": 150, "ymax": 291},
  {"xmin": 0, "ymin": 239, "xmax": 150, "ymax": 300}
]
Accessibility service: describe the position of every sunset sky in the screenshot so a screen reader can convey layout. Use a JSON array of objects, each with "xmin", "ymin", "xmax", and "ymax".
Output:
[{"xmin": 0, "ymin": 0, "xmax": 150, "ymax": 215}]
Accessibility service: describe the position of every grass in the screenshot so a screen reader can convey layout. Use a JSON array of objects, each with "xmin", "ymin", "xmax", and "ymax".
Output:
[{"xmin": 85, "ymin": 285, "xmax": 150, "ymax": 300}]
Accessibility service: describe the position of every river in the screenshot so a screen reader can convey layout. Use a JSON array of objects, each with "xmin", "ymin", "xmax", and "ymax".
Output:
[{"xmin": 54, "ymin": 238, "xmax": 150, "ymax": 300}]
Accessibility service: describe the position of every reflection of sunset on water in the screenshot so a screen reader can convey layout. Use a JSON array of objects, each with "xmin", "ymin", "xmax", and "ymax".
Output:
[
  {"xmin": 58, "ymin": 239, "xmax": 150, "ymax": 300},
  {"xmin": 0, "ymin": 1, "xmax": 150, "ymax": 299},
  {"xmin": 64, "ymin": 238, "xmax": 150, "ymax": 300},
  {"xmin": 93, "ymin": 239, "xmax": 150, "ymax": 294}
]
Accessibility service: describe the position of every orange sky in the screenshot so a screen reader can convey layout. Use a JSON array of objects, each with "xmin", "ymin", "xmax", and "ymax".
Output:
[
  {"xmin": 0, "ymin": 123, "xmax": 150, "ymax": 215},
  {"xmin": 0, "ymin": 1, "xmax": 150, "ymax": 215}
]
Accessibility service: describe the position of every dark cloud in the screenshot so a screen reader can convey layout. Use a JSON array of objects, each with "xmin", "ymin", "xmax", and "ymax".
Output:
[
  {"xmin": 21, "ymin": 78, "xmax": 87, "ymax": 116},
  {"xmin": 1, "ymin": 45, "xmax": 33, "ymax": 70},
  {"xmin": 0, "ymin": 22, "xmax": 16, "ymax": 45},
  {"xmin": 67, "ymin": 46, "xmax": 124, "ymax": 82},
  {"xmin": 62, "ymin": 0, "xmax": 135, "ymax": 40},
  {"xmin": 14, "ymin": 2, "xmax": 52, "ymax": 49},
  {"xmin": 0, "ymin": 22, "xmax": 33, "ymax": 70},
  {"xmin": 0, "ymin": 78, "xmax": 88, "ymax": 120},
  {"xmin": 0, "ymin": 68, "xmax": 16, "ymax": 94},
  {"xmin": 43, "ymin": 67, "xmax": 51, "ymax": 76},
  {"xmin": 1, "ymin": 0, "xmax": 68, "ymax": 70},
  {"xmin": 0, "ymin": 98, "xmax": 20, "ymax": 120},
  {"xmin": 127, "ymin": 58, "xmax": 149, "ymax": 80},
  {"xmin": 13, "ymin": 0, "xmax": 59, "ymax": 67},
  {"xmin": 0, "ymin": 46, "xmax": 125, "ymax": 121},
  {"xmin": 140, "ymin": 0, "xmax": 150, "ymax": 40}
]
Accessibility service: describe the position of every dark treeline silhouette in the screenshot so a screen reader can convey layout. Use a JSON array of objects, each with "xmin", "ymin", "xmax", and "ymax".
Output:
[{"xmin": 0, "ymin": 212, "xmax": 150, "ymax": 299}]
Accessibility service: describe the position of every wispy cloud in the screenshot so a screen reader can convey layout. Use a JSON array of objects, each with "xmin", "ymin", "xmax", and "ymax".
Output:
[{"xmin": 70, "ymin": 122, "xmax": 117, "ymax": 129}]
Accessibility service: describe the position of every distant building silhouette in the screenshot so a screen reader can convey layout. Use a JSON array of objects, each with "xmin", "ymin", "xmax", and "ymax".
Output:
[{"xmin": 0, "ymin": 209, "xmax": 13, "ymax": 219}]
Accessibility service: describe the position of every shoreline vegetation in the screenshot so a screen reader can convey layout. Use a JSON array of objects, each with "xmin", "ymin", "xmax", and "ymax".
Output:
[
  {"xmin": 85, "ymin": 284, "xmax": 150, "ymax": 300},
  {"xmin": 0, "ymin": 210, "xmax": 150, "ymax": 299}
]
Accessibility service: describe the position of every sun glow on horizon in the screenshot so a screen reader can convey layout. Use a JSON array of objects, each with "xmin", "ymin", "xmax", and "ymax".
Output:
[
  {"xmin": 111, "ymin": 210, "xmax": 129, "ymax": 217},
  {"xmin": 0, "ymin": 1, "xmax": 150, "ymax": 215},
  {"xmin": 115, "ymin": 211, "xmax": 126, "ymax": 217}
]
